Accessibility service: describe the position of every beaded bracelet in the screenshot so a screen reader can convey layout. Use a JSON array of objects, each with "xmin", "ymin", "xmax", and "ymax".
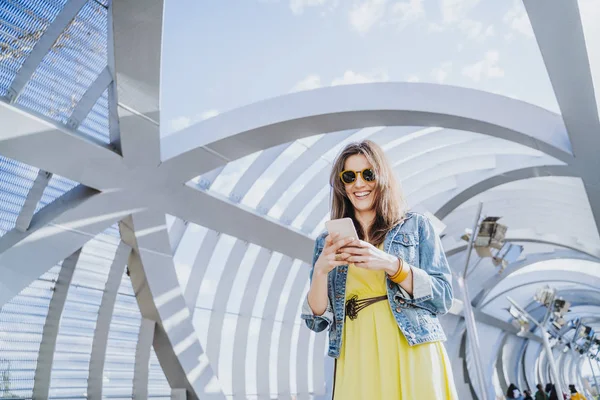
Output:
[{"xmin": 389, "ymin": 257, "xmax": 410, "ymax": 284}]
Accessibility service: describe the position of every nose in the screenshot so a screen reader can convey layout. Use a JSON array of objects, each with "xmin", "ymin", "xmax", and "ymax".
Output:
[{"xmin": 354, "ymin": 172, "xmax": 367, "ymax": 187}]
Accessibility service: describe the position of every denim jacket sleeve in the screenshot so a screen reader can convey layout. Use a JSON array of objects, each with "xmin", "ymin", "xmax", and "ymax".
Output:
[
  {"xmin": 404, "ymin": 214, "xmax": 454, "ymax": 315},
  {"xmin": 300, "ymin": 234, "xmax": 334, "ymax": 332}
]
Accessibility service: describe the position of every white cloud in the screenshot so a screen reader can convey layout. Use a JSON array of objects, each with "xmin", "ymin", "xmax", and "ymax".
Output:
[
  {"xmin": 390, "ymin": 0, "xmax": 424, "ymax": 25},
  {"xmin": 290, "ymin": 74, "xmax": 322, "ymax": 92},
  {"xmin": 348, "ymin": 0, "xmax": 424, "ymax": 34},
  {"xmin": 457, "ymin": 20, "xmax": 494, "ymax": 41},
  {"xmin": 290, "ymin": 0, "xmax": 326, "ymax": 14},
  {"xmin": 431, "ymin": 62, "xmax": 452, "ymax": 84},
  {"xmin": 503, "ymin": 1, "xmax": 533, "ymax": 38},
  {"xmin": 462, "ymin": 51, "xmax": 505, "ymax": 82},
  {"xmin": 330, "ymin": 69, "xmax": 389, "ymax": 86},
  {"xmin": 406, "ymin": 75, "xmax": 420, "ymax": 82},
  {"xmin": 429, "ymin": 0, "xmax": 494, "ymax": 43},
  {"xmin": 441, "ymin": 0, "xmax": 479, "ymax": 24},
  {"xmin": 349, "ymin": 0, "xmax": 387, "ymax": 34}
]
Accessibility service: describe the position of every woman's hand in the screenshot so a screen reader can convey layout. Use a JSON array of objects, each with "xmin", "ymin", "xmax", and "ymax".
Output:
[
  {"xmin": 338, "ymin": 240, "xmax": 400, "ymax": 275},
  {"xmin": 314, "ymin": 233, "xmax": 357, "ymax": 276}
]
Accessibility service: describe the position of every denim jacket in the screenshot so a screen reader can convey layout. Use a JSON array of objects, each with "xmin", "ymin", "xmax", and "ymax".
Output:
[{"xmin": 300, "ymin": 212, "xmax": 453, "ymax": 358}]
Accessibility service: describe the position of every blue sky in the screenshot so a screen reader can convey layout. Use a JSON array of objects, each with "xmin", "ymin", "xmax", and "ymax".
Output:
[{"xmin": 159, "ymin": 0, "xmax": 600, "ymax": 136}]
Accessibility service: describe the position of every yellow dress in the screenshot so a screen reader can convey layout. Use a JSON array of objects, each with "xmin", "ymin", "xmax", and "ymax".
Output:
[{"xmin": 333, "ymin": 252, "xmax": 458, "ymax": 400}]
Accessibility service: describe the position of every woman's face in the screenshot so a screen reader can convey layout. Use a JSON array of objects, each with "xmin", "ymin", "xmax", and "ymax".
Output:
[{"xmin": 343, "ymin": 154, "xmax": 377, "ymax": 213}]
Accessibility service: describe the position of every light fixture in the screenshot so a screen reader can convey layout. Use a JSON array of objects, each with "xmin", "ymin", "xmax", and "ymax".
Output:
[
  {"xmin": 534, "ymin": 286, "xmax": 556, "ymax": 308},
  {"xmin": 492, "ymin": 242, "xmax": 524, "ymax": 272}
]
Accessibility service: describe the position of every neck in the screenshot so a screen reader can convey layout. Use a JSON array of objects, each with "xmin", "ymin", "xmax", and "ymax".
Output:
[{"xmin": 355, "ymin": 209, "xmax": 376, "ymax": 238}]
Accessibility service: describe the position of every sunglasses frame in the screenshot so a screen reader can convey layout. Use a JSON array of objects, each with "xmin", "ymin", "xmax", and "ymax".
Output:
[{"xmin": 339, "ymin": 168, "xmax": 377, "ymax": 184}]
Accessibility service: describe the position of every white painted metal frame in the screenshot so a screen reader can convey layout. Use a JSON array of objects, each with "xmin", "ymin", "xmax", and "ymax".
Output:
[
  {"xmin": 88, "ymin": 241, "xmax": 130, "ymax": 399},
  {"xmin": 32, "ymin": 248, "xmax": 81, "ymax": 400}
]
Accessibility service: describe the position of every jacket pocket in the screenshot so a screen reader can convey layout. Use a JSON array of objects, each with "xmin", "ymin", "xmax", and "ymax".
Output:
[{"xmin": 391, "ymin": 233, "xmax": 418, "ymax": 264}]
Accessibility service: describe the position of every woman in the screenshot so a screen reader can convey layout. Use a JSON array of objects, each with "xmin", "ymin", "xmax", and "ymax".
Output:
[
  {"xmin": 568, "ymin": 384, "xmax": 586, "ymax": 400},
  {"xmin": 301, "ymin": 140, "xmax": 457, "ymax": 399},
  {"xmin": 524, "ymin": 390, "xmax": 534, "ymax": 400},
  {"xmin": 535, "ymin": 383, "xmax": 549, "ymax": 400},
  {"xmin": 508, "ymin": 383, "xmax": 525, "ymax": 399}
]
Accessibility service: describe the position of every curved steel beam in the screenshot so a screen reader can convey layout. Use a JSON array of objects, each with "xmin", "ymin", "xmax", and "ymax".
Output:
[
  {"xmin": 160, "ymin": 83, "xmax": 574, "ymax": 184},
  {"xmin": 524, "ymin": 0, "xmax": 600, "ymax": 233},
  {"xmin": 88, "ymin": 241, "xmax": 130, "ymax": 399},
  {"xmin": 120, "ymin": 212, "xmax": 224, "ymax": 399},
  {"xmin": 474, "ymin": 255, "xmax": 600, "ymax": 308},
  {"xmin": 255, "ymin": 255, "xmax": 294, "ymax": 397},
  {"xmin": 231, "ymin": 248, "xmax": 272, "ymax": 397},
  {"xmin": 32, "ymin": 248, "xmax": 80, "ymax": 400},
  {"xmin": 435, "ymin": 164, "xmax": 577, "ymax": 219}
]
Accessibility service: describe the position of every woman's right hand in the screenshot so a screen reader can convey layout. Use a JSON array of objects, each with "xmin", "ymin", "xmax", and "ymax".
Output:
[{"xmin": 314, "ymin": 233, "xmax": 356, "ymax": 276}]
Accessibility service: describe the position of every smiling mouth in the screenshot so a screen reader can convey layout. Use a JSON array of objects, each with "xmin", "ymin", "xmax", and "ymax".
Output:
[{"xmin": 354, "ymin": 191, "xmax": 371, "ymax": 199}]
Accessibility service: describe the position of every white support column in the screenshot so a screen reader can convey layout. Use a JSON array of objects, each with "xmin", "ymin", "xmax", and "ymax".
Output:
[
  {"xmin": 295, "ymin": 324, "xmax": 311, "ymax": 398},
  {"xmin": 106, "ymin": 2, "xmax": 120, "ymax": 145},
  {"xmin": 256, "ymin": 256, "xmax": 294, "ymax": 398},
  {"xmin": 15, "ymin": 169, "xmax": 52, "ymax": 232},
  {"xmin": 206, "ymin": 240, "xmax": 247, "ymax": 372},
  {"xmin": 88, "ymin": 241, "xmax": 131, "ymax": 399},
  {"xmin": 312, "ymin": 336, "xmax": 330, "ymax": 399},
  {"xmin": 229, "ymin": 143, "xmax": 292, "ymax": 203},
  {"xmin": 171, "ymin": 388, "xmax": 187, "ymax": 400},
  {"xmin": 7, "ymin": 0, "xmax": 88, "ymax": 102},
  {"xmin": 134, "ymin": 318, "xmax": 156, "ymax": 400},
  {"xmin": 231, "ymin": 248, "xmax": 272, "ymax": 399},
  {"xmin": 120, "ymin": 212, "xmax": 225, "ymax": 399},
  {"xmin": 168, "ymin": 218, "xmax": 188, "ymax": 255},
  {"xmin": 256, "ymin": 130, "xmax": 354, "ymax": 215},
  {"xmin": 67, "ymin": 67, "xmax": 113, "ymax": 129},
  {"xmin": 277, "ymin": 264, "xmax": 309, "ymax": 397},
  {"xmin": 183, "ymin": 229, "xmax": 219, "ymax": 312},
  {"xmin": 196, "ymin": 166, "xmax": 225, "ymax": 190},
  {"xmin": 32, "ymin": 249, "xmax": 81, "ymax": 400}
]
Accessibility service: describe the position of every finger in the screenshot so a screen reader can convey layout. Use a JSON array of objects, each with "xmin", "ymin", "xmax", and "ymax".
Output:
[
  {"xmin": 346, "ymin": 255, "xmax": 369, "ymax": 263},
  {"xmin": 328, "ymin": 260, "xmax": 350, "ymax": 268},
  {"xmin": 356, "ymin": 239, "xmax": 374, "ymax": 248},
  {"xmin": 332, "ymin": 236, "xmax": 356, "ymax": 252},
  {"xmin": 325, "ymin": 232, "xmax": 338, "ymax": 247},
  {"xmin": 339, "ymin": 246, "xmax": 366, "ymax": 255}
]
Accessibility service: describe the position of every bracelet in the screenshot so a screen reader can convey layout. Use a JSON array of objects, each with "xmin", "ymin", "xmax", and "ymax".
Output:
[{"xmin": 389, "ymin": 257, "xmax": 410, "ymax": 284}]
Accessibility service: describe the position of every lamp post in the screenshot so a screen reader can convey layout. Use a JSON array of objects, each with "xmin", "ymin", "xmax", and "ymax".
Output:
[
  {"xmin": 457, "ymin": 202, "xmax": 489, "ymax": 400},
  {"xmin": 506, "ymin": 295, "xmax": 565, "ymax": 397}
]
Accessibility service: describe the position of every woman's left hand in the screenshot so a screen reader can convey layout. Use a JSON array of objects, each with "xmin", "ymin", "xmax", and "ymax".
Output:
[{"xmin": 338, "ymin": 240, "xmax": 400, "ymax": 275}]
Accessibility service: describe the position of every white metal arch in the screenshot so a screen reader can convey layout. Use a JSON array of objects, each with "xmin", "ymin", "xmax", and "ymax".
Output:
[{"xmin": 160, "ymin": 82, "xmax": 574, "ymax": 185}]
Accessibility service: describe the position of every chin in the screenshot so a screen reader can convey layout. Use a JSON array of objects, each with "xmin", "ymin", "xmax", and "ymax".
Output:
[{"xmin": 352, "ymin": 202, "xmax": 375, "ymax": 213}]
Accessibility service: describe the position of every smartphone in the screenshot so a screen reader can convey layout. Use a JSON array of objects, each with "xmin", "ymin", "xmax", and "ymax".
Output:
[{"xmin": 325, "ymin": 218, "xmax": 359, "ymax": 241}]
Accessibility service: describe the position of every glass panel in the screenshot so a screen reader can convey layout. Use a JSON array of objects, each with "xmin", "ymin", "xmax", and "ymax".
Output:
[
  {"xmin": 17, "ymin": 1, "xmax": 108, "ymax": 127},
  {"xmin": 148, "ymin": 349, "xmax": 170, "ymax": 398},
  {"xmin": 0, "ymin": 0, "xmax": 67, "ymax": 97},
  {"xmin": 0, "ymin": 156, "xmax": 38, "ymax": 236},
  {"xmin": 77, "ymin": 88, "xmax": 110, "ymax": 143}
]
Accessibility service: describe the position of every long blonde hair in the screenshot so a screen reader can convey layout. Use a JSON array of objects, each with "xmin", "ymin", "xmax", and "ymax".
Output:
[{"xmin": 329, "ymin": 140, "xmax": 406, "ymax": 245}]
